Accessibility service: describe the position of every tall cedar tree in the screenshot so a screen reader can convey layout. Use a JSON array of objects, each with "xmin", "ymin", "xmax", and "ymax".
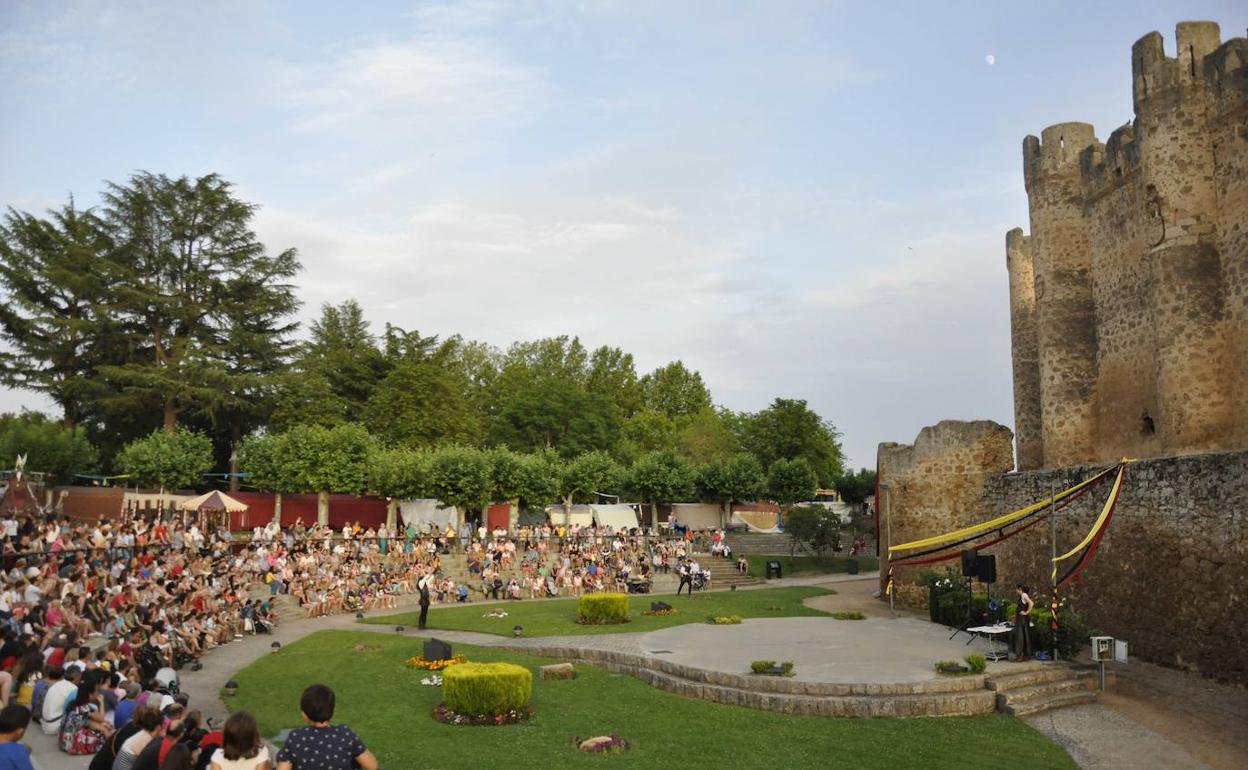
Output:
[{"xmin": 0, "ymin": 200, "xmax": 121, "ymax": 430}]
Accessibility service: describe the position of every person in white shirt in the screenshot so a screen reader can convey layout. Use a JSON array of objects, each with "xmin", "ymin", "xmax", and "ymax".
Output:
[{"xmin": 40, "ymin": 667, "xmax": 77, "ymax": 735}]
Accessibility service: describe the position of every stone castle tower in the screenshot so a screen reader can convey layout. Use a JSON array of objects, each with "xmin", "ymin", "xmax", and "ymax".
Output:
[{"xmin": 1008, "ymin": 21, "xmax": 1248, "ymax": 470}]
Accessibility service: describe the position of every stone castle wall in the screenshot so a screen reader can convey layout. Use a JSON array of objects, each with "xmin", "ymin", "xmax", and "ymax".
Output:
[
  {"xmin": 877, "ymin": 421, "xmax": 1015, "ymax": 605},
  {"xmin": 879, "ymin": 423, "xmax": 1248, "ymax": 685},
  {"xmin": 982, "ymin": 451, "xmax": 1248, "ymax": 685},
  {"xmin": 1009, "ymin": 22, "xmax": 1248, "ymax": 469}
]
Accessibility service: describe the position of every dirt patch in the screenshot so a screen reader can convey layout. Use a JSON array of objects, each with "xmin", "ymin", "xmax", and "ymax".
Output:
[{"xmin": 803, "ymin": 577, "xmax": 924, "ymax": 619}]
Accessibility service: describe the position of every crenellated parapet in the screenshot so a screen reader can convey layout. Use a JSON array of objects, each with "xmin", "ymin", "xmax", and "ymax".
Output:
[{"xmin": 1007, "ymin": 20, "xmax": 1248, "ymax": 469}]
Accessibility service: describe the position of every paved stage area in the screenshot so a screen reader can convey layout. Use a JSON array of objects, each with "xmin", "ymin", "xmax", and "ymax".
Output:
[{"xmin": 639, "ymin": 614, "xmax": 1012, "ymax": 683}]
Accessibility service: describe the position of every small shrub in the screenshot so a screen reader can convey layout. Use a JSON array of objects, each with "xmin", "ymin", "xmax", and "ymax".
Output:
[
  {"xmin": 708, "ymin": 615, "xmax": 743, "ymax": 625},
  {"xmin": 577, "ymin": 593, "xmax": 630, "ymax": 625},
  {"xmin": 442, "ymin": 662, "xmax": 533, "ymax": 717},
  {"xmin": 779, "ymin": 661, "xmax": 794, "ymax": 675},
  {"xmin": 964, "ymin": 653, "xmax": 987, "ymax": 673},
  {"xmin": 750, "ymin": 660, "xmax": 777, "ymax": 673},
  {"xmin": 934, "ymin": 659, "xmax": 969, "ymax": 674},
  {"xmin": 831, "ymin": 611, "xmax": 865, "ymax": 620}
]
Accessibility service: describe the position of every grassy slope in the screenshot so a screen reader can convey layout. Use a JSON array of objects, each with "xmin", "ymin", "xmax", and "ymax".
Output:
[
  {"xmin": 361, "ymin": 586, "xmax": 833, "ymax": 636},
  {"xmin": 228, "ymin": 630, "xmax": 1075, "ymax": 770},
  {"xmin": 744, "ymin": 554, "xmax": 880, "ymax": 577}
]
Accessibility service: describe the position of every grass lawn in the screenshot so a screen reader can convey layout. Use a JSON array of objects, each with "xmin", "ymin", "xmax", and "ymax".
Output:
[
  {"xmin": 745, "ymin": 553, "xmax": 880, "ymax": 577},
  {"xmin": 361, "ymin": 586, "xmax": 834, "ymax": 636},
  {"xmin": 227, "ymin": 629, "xmax": 1075, "ymax": 770}
]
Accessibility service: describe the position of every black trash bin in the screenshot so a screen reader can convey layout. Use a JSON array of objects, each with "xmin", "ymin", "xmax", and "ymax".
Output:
[
  {"xmin": 847, "ymin": 558, "xmax": 859, "ymax": 575},
  {"xmin": 765, "ymin": 560, "xmax": 782, "ymax": 579}
]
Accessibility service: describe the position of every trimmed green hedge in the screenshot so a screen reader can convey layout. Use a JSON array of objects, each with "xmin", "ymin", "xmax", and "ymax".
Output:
[
  {"xmin": 442, "ymin": 662, "xmax": 532, "ymax": 716},
  {"xmin": 577, "ymin": 593, "xmax": 630, "ymax": 625}
]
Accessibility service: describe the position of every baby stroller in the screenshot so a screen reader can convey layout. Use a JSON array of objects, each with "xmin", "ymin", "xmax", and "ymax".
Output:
[
  {"xmin": 137, "ymin": 644, "xmax": 165, "ymax": 681},
  {"xmin": 626, "ymin": 576, "xmax": 652, "ymax": 594},
  {"xmin": 691, "ymin": 570, "xmax": 710, "ymax": 591}
]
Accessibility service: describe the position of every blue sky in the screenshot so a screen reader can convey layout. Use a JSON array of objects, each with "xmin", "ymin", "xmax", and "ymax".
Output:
[{"xmin": 2, "ymin": 1, "xmax": 1246, "ymax": 469}]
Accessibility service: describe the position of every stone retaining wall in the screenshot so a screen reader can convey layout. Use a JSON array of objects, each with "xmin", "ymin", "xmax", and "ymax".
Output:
[
  {"xmin": 510, "ymin": 644, "xmax": 997, "ymax": 717},
  {"xmin": 982, "ymin": 450, "xmax": 1248, "ymax": 685}
]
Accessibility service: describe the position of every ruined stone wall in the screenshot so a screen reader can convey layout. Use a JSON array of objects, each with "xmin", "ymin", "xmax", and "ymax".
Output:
[
  {"xmin": 1007, "ymin": 22, "xmax": 1248, "ymax": 468},
  {"xmin": 877, "ymin": 421, "xmax": 1015, "ymax": 605},
  {"xmin": 878, "ymin": 421, "xmax": 1248, "ymax": 684},
  {"xmin": 983, "ymin": 451, "xmax": 1248, "ymax": 685}
]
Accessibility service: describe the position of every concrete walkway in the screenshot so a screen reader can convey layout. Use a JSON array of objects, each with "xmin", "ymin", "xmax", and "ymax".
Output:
[{"xmin": 1025, "ymin": 704, "xmax": 1212, "ymax": 770}]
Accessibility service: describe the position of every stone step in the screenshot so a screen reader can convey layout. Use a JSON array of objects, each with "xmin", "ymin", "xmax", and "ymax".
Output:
[
  {"xmin": 996, "ymin": 678, "xmax": 1094, "ymax": 709},
  {"xmin": 1003, "ymin": 689, "xmax": 1097, "ymax": 717},
  {"xmin": 986, "ymin": 666, "xmax": 1081, "ymax": 692},
  {"xmin": 512, "ymin": 644, "xmax": 999, "ymax": 718}
]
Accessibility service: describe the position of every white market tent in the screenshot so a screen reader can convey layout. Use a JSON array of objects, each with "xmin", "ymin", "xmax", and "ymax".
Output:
[
  {"xmin": 398, "ymin": 499, "xmax": 458, "ymax": 531},
  {"xmin": 589, "ymin": 504, "xmax": 640, "ymax": 530},
  {"xmin": 545, "ymin": 504, "xmax": 593, "ymax": 527},
  {"xmin": 731, "ymin": 509, "xmax": 782, "ymax": 533},
  {"xmin": 670, "ymin": 502, "xmax": 722, "ymax": 530}
]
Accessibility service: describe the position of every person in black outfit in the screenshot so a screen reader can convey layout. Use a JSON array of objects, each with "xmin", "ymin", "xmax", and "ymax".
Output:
[
  {"xmin": 677, "ymin": 562, "xmax": 693, "ymax": 596},
  {"xmin": 417, "ymin": 576, "xmax": 431, "ymax": 631}
]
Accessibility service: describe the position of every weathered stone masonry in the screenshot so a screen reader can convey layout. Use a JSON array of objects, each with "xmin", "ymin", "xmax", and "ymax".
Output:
[
  {"xmin": 1009, "ymin": 22, "xmax": 1248, "ymax": 469},
  {"xmin": 880, "ymin": 22, "xmax": 1248, "ymax": 685}
]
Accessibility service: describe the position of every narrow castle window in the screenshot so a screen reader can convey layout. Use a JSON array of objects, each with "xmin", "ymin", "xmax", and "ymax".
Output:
[
  {"xmin": 1141, "ymin": 412, "xmax": 1156, "ymax": 436},
  {"xmin": 1189, "ymin": 45, "xmax": 1196, "ymax": 77}
]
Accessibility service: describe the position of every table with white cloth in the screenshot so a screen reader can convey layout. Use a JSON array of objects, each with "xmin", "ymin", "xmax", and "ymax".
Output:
[{"xmin": 966, "ymin": 622, "xmax": 1014, "ymax": 661}]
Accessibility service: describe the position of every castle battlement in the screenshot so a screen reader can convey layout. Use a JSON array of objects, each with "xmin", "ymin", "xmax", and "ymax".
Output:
[
  {"xmin": 1079, "ymin": 124, "xmax": 1140, "ymax": 201},
  {"xmin": 1022, "ymin": 122, "xmax": 1097, "ymax": 190},
  {"xmin": 1008, "ymin": 21, "xmax": 1248, "ymax": 471}
]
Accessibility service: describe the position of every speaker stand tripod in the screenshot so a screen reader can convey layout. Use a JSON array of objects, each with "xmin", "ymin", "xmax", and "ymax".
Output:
[{"xmin": 949, "ymin": 576, "xmax": 974, "ymax": 641}]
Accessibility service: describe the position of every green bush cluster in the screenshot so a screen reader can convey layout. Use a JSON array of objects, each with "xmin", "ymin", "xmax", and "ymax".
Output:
[
  {"xmin": 964, "ymin": 653, "xmax": 987, "ymax": 673},
  {"xmin": 577, "ymin": 593, "xmax": 630, "ymax": 625},
  {"xmin": 442, "ymin": 662, "xmax": 533, "ymax": 716},
  {"xmin": 750, "ymin": 660, "xmax": 794, "ymax": 675}
]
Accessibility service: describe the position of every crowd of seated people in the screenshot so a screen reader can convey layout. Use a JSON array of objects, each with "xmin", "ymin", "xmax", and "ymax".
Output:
[{"xmin": 0, "ymin": 504, "xmax": 730, "ymax": 766}]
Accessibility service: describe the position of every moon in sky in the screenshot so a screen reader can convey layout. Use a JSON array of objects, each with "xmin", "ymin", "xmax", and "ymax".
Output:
[{"xmin": 985, "ymin": 54, "xmax": 996, "ymax": 66}]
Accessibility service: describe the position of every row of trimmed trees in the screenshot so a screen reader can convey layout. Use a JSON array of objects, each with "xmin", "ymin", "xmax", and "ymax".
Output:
[{"xmin": 224, "ymin": 424, "xmax": 820, "ymax": 527}]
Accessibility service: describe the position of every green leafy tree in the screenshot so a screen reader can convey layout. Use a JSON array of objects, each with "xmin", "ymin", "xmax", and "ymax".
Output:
[
  {"xmin": 627, "ymin": 450, "xmax": 696, "ymax": 528},
  {"xmin": 0, "ymin": 412, "xmax": 98, "ymax": 484},
  {"xmin": 619, "ymin": 410, "xmax": 677, "ymax": 462},
  {"xmin": 516, "ymin": 449, "xmax": 561, "ymax": 511},
  {"xmin": 486, "ymin": 378, "xmax": 619, "ymax": 457},
  {"xmin": 0, "ymin": 201, "xmax": 119, "ymax": 431},
  {"xmin": 767, "ymin": 457, "xmax": 818, "ymax": 509},
  {"xmin": 426, "ymin": 445, "xmax": 493, "ymax": 516},
  {"xmin": 697, "ymin": 452, "xmax": 765, "ymax": 523},
  {"xmin": 363, "ymin": 338, "xmax": 478, "ymax": 447},
  {"xmin": 369, "ymin": 447, "xmax": 429, "ymax": 500},
  {"xmin": 555, "ymin": 450, "xmax": 620, "ymax": 519},
  {"xmin": 834, "ymin": 467, "xmax": 877, "ymax": 505},
  {"xmin": 239, "ymin": 424, "xmax": 377, "ymax": 522},
  {"xmin": 487, "ymin": 447, "xmax": 529, "ymax": 504},
  {"xmin": 675, "ymin": 408, "xmax": 741, "ymax": 463},
  {"xmin": 784, "ymin": 504, "xmax": 842, "ymax": 558},
  {"xmin": 746, "ymin": 398, "xmax": 845, "ymax": 486},
  {"xmin": 640, "ymin": 361, "xmax": 712, "ymax": 418},
  {"xmin": 116, "ymin": 427, "xmax": 213, "ymax": 490},
  {"xmin": 97, "ymin": 172, "xmax": 300, "ymax": 432},
  {"xmin": 586, "ymin": 345, "xmax": 643, "ymax": 418}
]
